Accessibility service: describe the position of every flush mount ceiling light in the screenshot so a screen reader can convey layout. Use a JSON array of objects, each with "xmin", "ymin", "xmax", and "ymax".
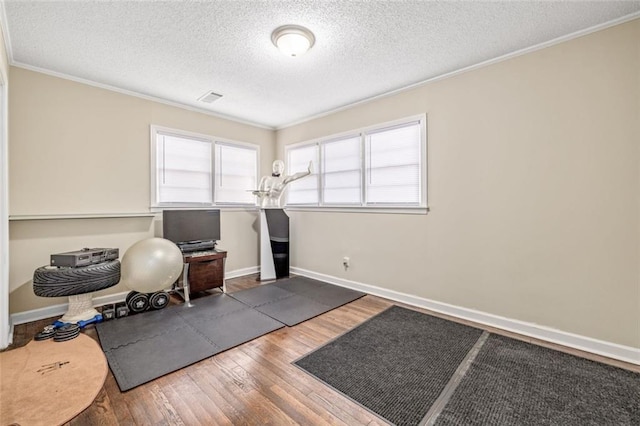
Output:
[{"xmin": 271, "ymin": 25, "xmax": 315, "ymax": 57}]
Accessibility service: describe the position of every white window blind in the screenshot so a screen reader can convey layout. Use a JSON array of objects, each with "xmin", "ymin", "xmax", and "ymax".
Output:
[
  {"xmin": 156, "ymin": 132, "xmax": 212, "ymax": 204},
  {"xmin": 287, "ymin": 144, "xmax": 319, "ymax": 205},
  {"xmin": 365, "ymin": 122, "xmax": 421, "ymax": 205},
  {"xmin": 322, "ymin": 136, "xmax": 361, "ymax": 204},
  {"xmin": 214, "ymin": 142, "xmax": 258, "ymax": 204},
  {"xmin": 283, "ymin": 115, "xmax": 426, "ymax": 211}
]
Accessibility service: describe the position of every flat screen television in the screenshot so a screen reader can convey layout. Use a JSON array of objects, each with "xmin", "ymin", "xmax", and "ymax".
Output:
[{"xmin": 162, "ymin": 210, "xmax": 221, "ymax": 249}]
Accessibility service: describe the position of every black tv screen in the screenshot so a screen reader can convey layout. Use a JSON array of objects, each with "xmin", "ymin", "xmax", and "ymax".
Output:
[{"xmin": 162, "ymin": 209, "xmax": 221, "ymax": 244}]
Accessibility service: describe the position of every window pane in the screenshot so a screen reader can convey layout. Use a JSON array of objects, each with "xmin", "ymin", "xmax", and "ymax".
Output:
[
  {"xmin": 215, "ymin": 143, "xmax": 257, "ymax": 204},
  {"xmin": 157, "ymin": 133, "xmax": 212, "ymax": 204},
  {"xmin": 322, "ymin": 136, "xmax": 361, "ymax": 204},
  {"xmin": 286, "ymin": 144, "xmax": 319, "ymax": 205},
  {"xmin": 366, "ymin": 122, "xmax": 421, "ymax": 205}
]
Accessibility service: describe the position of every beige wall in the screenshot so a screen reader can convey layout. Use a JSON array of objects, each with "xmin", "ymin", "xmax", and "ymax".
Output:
[
  {"xmin": 277, "ymin": 20, "xmax": 640, "ymax": 348},
  {"xmin": 9, "ymin": 68, "xmax": 274, "ymax": 313},
  {"xmin": 9, "ymin": 68, "xmax": 275, "ymax": 215},
  {"xmin": 7, "ymin": 21, "xmax": 639, "ymax": 349}
]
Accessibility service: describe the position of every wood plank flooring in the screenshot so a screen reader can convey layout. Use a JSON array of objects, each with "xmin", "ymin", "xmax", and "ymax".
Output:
[{"xmin": 7, "ymin": 274, "xmax": 639, "ymax": 425}]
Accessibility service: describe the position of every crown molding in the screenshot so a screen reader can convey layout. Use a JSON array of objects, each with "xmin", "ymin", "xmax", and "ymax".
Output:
[
  {"xmin": 276, "ymin": 12, "xmax": 640, "ymax": 130},
  {"xmin": 10, "ymin": 60, "xmax": 275, "ymax": 131},
  {"xmin": 1, "ymin": 4, "xmax": 638, "ymax": 135}
]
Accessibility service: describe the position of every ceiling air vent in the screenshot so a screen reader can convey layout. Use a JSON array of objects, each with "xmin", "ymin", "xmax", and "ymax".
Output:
[{"xmin": 198, "ymin": 91, "xmax": 223, "ymax": 103}]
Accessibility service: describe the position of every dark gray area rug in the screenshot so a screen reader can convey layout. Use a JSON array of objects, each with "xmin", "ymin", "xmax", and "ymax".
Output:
[
  {"xmin": 294, "ymin": 305, "xmax": 484, "ymax": 426},
  {"xmin": 434, "ymin": 334, "xmax": 640, "ymax": 426},
  {"xmin": 96, "ymin": 294, "xmax": 284, "ymax": 391},
  {"xmin": 230, "ymin": 276, "xmax": 365, "ymax": 326}
]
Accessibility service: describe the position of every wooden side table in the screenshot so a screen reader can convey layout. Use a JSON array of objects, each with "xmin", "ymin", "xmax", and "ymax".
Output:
[{"xmin": 175, "ymin": 250, "xmax": 227, "ymax": 306}]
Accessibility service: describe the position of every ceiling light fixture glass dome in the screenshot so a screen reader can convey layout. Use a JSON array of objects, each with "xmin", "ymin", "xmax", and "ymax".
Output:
[{"xmin": 271, "ymin": 25, "xmax": 315, "ymax": 57}]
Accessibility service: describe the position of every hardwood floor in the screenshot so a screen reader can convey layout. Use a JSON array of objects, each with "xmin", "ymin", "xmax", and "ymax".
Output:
[{"xmin": 8, "ymin": 274, "xmax": 639, "ymax": 425}]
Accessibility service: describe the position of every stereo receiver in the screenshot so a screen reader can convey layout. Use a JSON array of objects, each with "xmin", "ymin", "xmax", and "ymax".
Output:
[{"xmin": 50, "ymin": 247, "xmax": 119, "ymax": 268}]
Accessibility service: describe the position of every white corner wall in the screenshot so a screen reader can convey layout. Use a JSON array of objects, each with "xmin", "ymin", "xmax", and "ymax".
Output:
[{"xmin": 0, "ymin": 15, "xmax": 10, "ymax": 348}]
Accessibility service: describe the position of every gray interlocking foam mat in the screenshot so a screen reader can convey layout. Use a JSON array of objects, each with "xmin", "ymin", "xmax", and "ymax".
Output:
[
  {"xmin": 96, "ymin": 294, "xmax": 284, "ymax": 391},
  {"xmin": 230, "ymin": 276, "xmax": 365, "ymax": 326}
]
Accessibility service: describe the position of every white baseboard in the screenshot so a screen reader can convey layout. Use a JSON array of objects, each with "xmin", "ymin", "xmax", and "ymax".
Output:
[
  {"xmin": 225, "ymin": 266, "xmax": 259, "ymax": 279},
  {"xmin": 10, "ymin": 291, "xmax": 129, "ymax": 326},
  {"xmin": 291, "ymin": 267, "xmax": 640, "ymax": 366},
  {"xmin": 9, "ymin": 266, "xmax": 260, "ymax": 327},
  {"xmin": 13, "ymin": 265, "xmax": 636, "ymax": 365},
  {"xmin": 8, "ymin": 322, "xmax": 14, "ymax": 346}
]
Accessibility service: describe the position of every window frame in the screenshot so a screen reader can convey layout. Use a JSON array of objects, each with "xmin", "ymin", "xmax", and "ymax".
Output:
[
  {"xmin": 284, "ymin": 114, "xmax": 428, "ymax": 214},
  {"xmin": 150, "ymin": 125, "xmax": 260, "ymax": 210}
]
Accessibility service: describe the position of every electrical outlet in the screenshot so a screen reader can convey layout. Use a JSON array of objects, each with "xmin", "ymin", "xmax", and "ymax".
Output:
[{"xmin": 342, "ymin": 256, "xmax": 350, "ymax": 269}]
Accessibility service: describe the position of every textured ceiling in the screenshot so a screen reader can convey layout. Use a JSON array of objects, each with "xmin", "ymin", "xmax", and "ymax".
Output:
[{"xmin": 3, "ymin": 1, "xmax": 640, "ymax": 128}]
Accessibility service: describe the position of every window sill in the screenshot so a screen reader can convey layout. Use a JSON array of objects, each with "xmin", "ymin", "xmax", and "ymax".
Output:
[
  {"xmin": 150, "ymin": 205, "xmax": 259, "ymax": 213},
  {"xmin": 9, "ymin": 212, "xmax": 156, "ymax": 221},
  {"xmin": 284, "ymin": 206, "xmax": 429, "ymax": 215}
]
